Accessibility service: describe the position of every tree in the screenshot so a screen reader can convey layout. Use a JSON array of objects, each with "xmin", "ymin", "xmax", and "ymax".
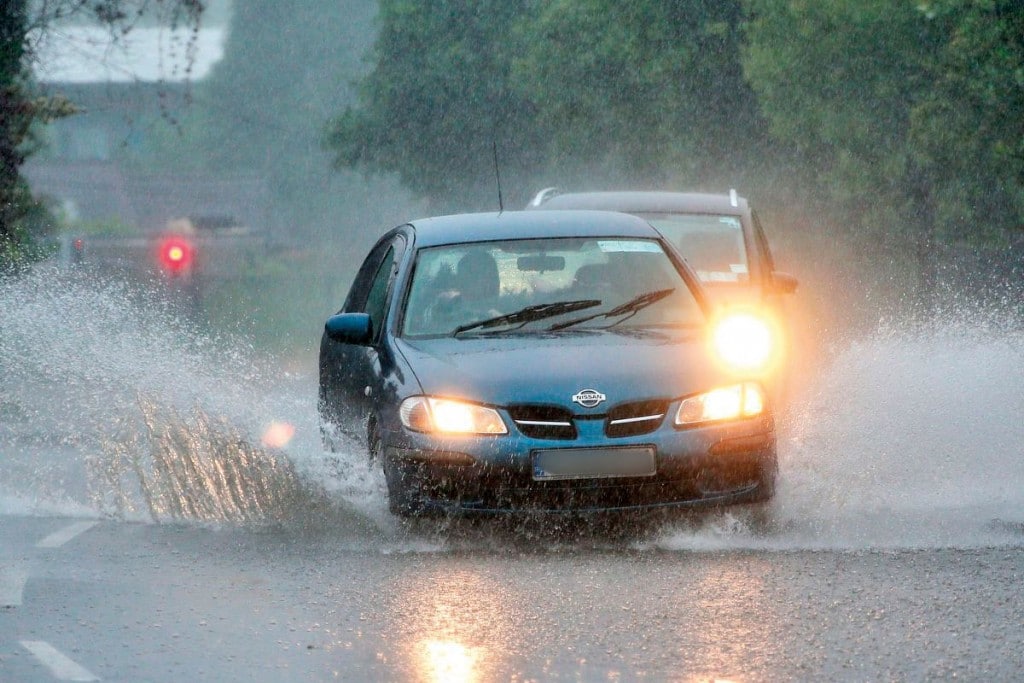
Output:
[
  {"xmin": 134, "ymin": 0, "xmax": 387, "ymax": 237},
  {"xmin": 2, "ymin": 0, "xmax": 52, "ymax": 265},
  {"xmin": 327, "ymin": 0, "xmax": 541, "ymax": 212},
  {"xmin": 329, "ymin": 0, "xmax": 774, "ymax": 209},
  {"xmin": 0, "ymin": 0, "xmax": 202, "ymax": 268},
  {"xmin": 908, "ymin": 0, "xmax": 1024, "ymax": 244},
  {"xmin": 743, "ymin": 0, "xmax": 1024, "ymax": 249},
  {"xmin": 513, "ymin": 0, "xmax": 768, "ymax": 189}
]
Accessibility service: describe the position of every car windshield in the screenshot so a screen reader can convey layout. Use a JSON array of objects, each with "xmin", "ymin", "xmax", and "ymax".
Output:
[
  {"xmin": 639, "ymin": 213, "xmax": 749, "ymax": 285},
  {"xmin": 401, "ymin": 236, "xmax": 703, "ymax": 337}
]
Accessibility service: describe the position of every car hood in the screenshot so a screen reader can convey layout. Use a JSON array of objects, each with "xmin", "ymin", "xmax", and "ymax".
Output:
[{"xmin": 395, "ymin": 330, "xmax": 723, "ymax": 409}]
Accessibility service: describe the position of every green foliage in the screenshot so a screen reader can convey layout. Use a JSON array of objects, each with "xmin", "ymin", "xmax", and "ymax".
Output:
[
  {"xmin": 743, "ymin": 0, "xmax": 1024, "ymax": 245},
  {"xmin": 329, "ymin": 0, "xmax": 1022, "ymax": 252},
  {"xmin": 330, "ymin": 0, "xmax": 767, "ymax": 206},
  {"xmin": 1, "ymin": 1, "xmax": 72, "ymax": 266},
  {"xmin": 514, "ymin": 0, "xmax": 765, "ymax": 187},
  {"xmin": 328, "ymin": 0, "xmax": 540, "ymax": 212},
  {"xmin": 134, "ymin": 0, "xmax": 387, "ymax": 237},
  {"xmin": 908, "ymin": 0, "xmax": 1024, "ymax": 242},
  {"xmin": 0, "ymin": 176, "xmax": 57, "ymax": 272}
]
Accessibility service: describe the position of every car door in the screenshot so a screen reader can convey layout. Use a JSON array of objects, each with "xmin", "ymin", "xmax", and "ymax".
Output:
[{"xmin": 320, "ymin": 231, "xmax": 406, "ymax": 443}]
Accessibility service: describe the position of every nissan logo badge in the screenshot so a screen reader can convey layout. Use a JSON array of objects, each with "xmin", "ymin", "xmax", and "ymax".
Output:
[{"xmin": 572, "ymin": 389, "xmax": 606, "ymax": 408}]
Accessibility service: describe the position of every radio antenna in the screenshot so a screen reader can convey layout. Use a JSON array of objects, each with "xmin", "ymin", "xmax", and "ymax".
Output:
[{"xmin": 492, "ymin": 140, "xmax": 504, "ymax": 213}]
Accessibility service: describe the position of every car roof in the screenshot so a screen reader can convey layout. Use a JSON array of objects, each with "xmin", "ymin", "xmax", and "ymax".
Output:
[
  {"xmin": 407, "ymin": 210, "xmax": 664, "ymax": 248},
  {"xmin": 533, "ymin": 191, "xmax": 749, "ymax": 216}
]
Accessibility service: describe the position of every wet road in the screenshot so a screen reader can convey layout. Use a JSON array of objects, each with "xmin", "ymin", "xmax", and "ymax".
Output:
[{"xmin": 3, "ymin": 510, "xmax": 1024, "ymax": 682}]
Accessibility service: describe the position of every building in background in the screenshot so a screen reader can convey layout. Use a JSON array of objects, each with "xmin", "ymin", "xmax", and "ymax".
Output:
[{"xmin": 24, "ymin": 23, "xmax": 268, "ymax": 234}]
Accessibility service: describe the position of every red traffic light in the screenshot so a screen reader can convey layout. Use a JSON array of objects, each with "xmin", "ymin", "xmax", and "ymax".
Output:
[{"xmin": 158, "ymin": 236, "xmax": 195, "ymax": 274}]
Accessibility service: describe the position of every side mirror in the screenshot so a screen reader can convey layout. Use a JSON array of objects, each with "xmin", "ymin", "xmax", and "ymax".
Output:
[
  {"xmin": 325, "ymin": 313, "xmax": 373, "ymax": 345},
  {"xmin": 771, "ymin": 271, "xmax": 799, "ymax": 295}
]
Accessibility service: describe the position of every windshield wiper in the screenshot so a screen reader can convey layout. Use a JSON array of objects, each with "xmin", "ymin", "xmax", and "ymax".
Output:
[
  {"xmin": 453, "ymin": 299, "xmax": 602, "ymax": 336},
  {"xmin": 549, "ymin": 288, "xmax": 675, "ymax": 331}
]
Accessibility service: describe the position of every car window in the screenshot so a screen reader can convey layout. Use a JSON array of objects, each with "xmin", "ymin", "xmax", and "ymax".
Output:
[
  {"xmin": 344, "ymin": 239, "xmax": 393, "ymax": 313},
  {"xmin": 640, "ymin": 213, "xmax": 749, "ymax": 284},
  {"xmin": 402, "ymin": 236, "xmax": 703, "ymax": 337},
  {"xmin": 364, "ymin": 245, "xmax": 396, "ymax": 338}
]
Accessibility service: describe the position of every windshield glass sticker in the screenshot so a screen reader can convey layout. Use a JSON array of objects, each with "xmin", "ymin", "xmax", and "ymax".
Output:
[{"xmin": 597, "ymin": 240, "xmax": 661, "ymax": 253}]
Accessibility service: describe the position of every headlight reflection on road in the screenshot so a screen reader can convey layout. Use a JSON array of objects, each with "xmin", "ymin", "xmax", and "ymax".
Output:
[
  {"xmin": 420, "ymin": 639, "xmax": 483, "ymax": 683},
  {"xmin": 681, "ymin": 561, "xmax": 778, "ymax": 681},
  {"xmin": 389, "ymin": 568, "xmax": 507, "ymax": 683}
]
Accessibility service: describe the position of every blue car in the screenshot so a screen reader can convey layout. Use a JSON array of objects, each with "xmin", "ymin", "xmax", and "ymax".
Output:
[{"xmin": 319, "ymin": 210, "xmax": 778, "ymax": 517}]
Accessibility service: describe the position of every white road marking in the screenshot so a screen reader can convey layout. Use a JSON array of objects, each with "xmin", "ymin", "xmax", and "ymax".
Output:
[
  {"xmin": 0, "ymin": 564, "xmax": 28, "ymax": 607},
  {"xmin": 20, "ymin": 641, "xmax": 99, "ymax": 681},
  {"xmin": 36, "ymin": 521, "xmax": 99, "ymax": 549}
]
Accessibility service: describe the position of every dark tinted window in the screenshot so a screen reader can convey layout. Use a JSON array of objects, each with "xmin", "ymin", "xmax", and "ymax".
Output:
[{"xmin": 364, "ymin": 246, "xmax": 396, "ymax": 338}]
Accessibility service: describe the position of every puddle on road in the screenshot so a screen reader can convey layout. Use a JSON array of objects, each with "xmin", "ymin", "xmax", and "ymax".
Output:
[{"xmin": 2, "ymin": 265, "xmax": 1023, "ymax": 552}]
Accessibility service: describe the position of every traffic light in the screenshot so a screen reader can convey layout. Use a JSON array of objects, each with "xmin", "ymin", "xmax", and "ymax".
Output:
[{"xmin": 157, "ymin": 235, "xmax": 195, "ymax": 277}]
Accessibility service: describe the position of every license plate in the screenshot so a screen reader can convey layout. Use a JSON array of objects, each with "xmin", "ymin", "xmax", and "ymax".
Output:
[{"xmin": 532, "ymin": 447, "xmax": 657, "ymax": 481}]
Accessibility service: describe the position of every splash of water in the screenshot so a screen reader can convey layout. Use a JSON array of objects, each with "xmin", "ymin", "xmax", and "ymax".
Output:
[
  {"xmin": 4, "ymin": 265, "xmax": 1023, "ymax": 550},
  {"xmin": 0, "ymin": 265, "xmax": 357, "ymax": 526},
  {"xmin": 655, "ymin": 309, "xmax": 1024, "ymax": 551}
]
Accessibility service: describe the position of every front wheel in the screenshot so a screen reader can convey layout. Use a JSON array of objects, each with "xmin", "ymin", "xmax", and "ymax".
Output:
[
  {"xmin": 382, "ymin": 457, "xmax": 425, "ymax": 518},
  {"xmin": 751, "ymin": 452, "xmax": 778, "ymax": 503},
  {"xmin": 371, "ymin": 423, "xmax": 424, "ymax": 518},
  {"xmin": 736, "ymin": 454, "xmax": 779, "ymax": 535}
]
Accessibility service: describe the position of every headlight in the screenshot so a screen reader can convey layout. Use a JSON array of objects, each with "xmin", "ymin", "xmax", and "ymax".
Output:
[
  {"xmin": 400, "ymin": 396, "xmax": 508, "ymax": 435},
  {"xmin": 711, "ymin": 311, "xmax": 778, "ymax": 373},
  {"xmin": 675, "ymin": 382, "xmax": 765, "ymax": 426}
]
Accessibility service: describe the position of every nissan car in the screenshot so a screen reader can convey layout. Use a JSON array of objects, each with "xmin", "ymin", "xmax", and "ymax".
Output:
[{"xmin": 319, "ymin": 210, "xmax": 780, "ymax": 517}]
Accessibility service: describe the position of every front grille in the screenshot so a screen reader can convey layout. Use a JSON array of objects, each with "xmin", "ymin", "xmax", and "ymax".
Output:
[
  {"xmin": 605, "ymin": 400, "xmax": 669, "ymax": 437},
  {"xmin": 508, "ymin": 404, "xmax": 577, "ymax": 440}
]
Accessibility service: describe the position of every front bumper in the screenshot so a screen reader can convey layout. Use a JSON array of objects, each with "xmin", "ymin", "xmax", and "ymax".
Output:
[{"xmin": 382, "ymin": 414, "xmax": 777, "ymax": 515}]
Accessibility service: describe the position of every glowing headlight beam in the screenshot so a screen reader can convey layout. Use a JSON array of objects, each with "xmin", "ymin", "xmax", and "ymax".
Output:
[
  {"xmin": 711, "ymin": 311, "xmax": 776, "ymax": 373},
  {"xmin": 400, "ymin": 396, "xmax": 507, "ymax": 435},
  {"xmin": 675, "ymin": 382, "xmax": 766, "ymax": 426}
]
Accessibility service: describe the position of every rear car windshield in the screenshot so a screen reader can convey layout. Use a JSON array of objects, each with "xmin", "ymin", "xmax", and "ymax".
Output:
[{"xmin": 402, "ymin": 236, "xmax": 703, "ymax": 337}]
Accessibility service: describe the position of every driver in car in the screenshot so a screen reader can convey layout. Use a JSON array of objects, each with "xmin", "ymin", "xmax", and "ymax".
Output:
[{"xmin": 429, "ymin": 250, "xmax": 503, "ymax": 330}]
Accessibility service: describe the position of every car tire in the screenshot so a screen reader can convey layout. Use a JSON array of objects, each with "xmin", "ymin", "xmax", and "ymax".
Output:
[
  {"xmin": 383, "ymin": 459, "xmax": 424, "ymax": 518},
  {"xmin": 749, "ymin": 450, "xmax": 778, "ymax": 503},
  {"xmin": 373, "ymin": 424, "xmax": 423, "ymax": 518}
]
